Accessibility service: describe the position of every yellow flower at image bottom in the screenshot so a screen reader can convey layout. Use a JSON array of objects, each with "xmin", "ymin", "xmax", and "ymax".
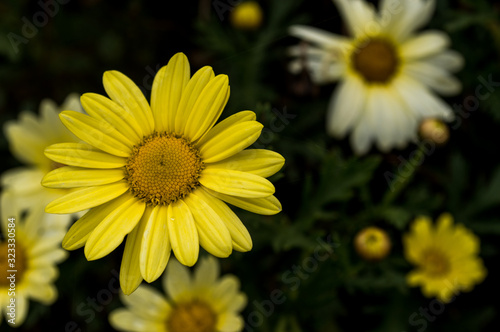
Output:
[
  {"xmin": 0, "ymin": 193, "xmax": 68, "ymax": 327},
  {"xmin": 403, "ymin": 214, "xmax": 486, "ymax": 302},
  {"xmin": 109, "ymin": 257, "xmax": 247, "ymax": 332},
  {"xmin": 41, "ymin": 52, "xmax": 284, "ymax": 294}
]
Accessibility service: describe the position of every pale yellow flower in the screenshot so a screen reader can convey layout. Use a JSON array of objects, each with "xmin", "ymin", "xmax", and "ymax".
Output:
[
  {"xmin": 0, "ymin": 193, "xmax": 67, "ymax": 327},
  {"xmin": 109, "ymin": 256, "xmax": 247, "ymax": 332},
  {"xmin": 2, "ymin": 94, "xmax": 84, "ymax": 233}
]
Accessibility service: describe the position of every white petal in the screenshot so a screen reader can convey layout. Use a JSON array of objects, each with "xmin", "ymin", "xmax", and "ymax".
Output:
[
  {"xmin": 327, "ymin": 76, "xmax": 367, "ymax": 138},
  {"xmin": 333, "ymin": 0, "xmax": 377, "ymax": 37},
  {"xmin": 163, "ymin": 259, "xmax": 193, "ymax": 302},
  {"xmin": 401, "ymin": 31, "xmax": 450, "ymax": 60},
  {"xmin": 385, "ymin": 0, "xmax": 436, "ymax": 41},
  {"xmin": 289, "ymin": 25, "xmax": 350, "ymax": 48},
  {"xmin": 425, "ymin": 50, "xmax": 465, "ymax": 73},
  {"xmin": 391, "ymin": 75, "xmax": 455, "ymax": 121},
  {"xmin": 403, "ymin": 61, "xmax": 462, "ymax": 96}
]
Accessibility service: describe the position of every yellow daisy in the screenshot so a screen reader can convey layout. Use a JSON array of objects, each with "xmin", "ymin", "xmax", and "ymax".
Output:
[
  {"xmin": 2, "ymin": 93, "xmax": 84, "ymax": 233},
  {"xmin": 289, "ymin": 0, "xmax": 463, "ymax": 154},
  {"xmin": 403, "ymin": 213, "xmax": 487, "ymax": 302},
  {"xmin": 109, "ymin": 256, "xmax": 247, "ymax": 332},
  {"xmin": 41, "ymin": 52, "xmax": 284, "ymax": 294},
  {"xmin": 0, "ymin": 193, "xmax": 68, "ymax": 327}
]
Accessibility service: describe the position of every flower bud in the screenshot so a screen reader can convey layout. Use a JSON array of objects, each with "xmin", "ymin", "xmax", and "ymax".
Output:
[
  {"xmin": 230, "ymin": 1, "xmax": 263, "ymax": 30},
  {"xmin": 354, "ymin": 226, "xmax": 391, "ymax": 261},
  {"xmin": 419, "ymin": 118, "xmax": 449, "ymax": 146}
]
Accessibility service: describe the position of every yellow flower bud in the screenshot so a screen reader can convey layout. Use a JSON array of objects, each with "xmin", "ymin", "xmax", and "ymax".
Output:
[
  {"xmin": 419, "ymin": 118, "xmax": 450, "ymax": 146},
  {"xmin": 230, "ymin": 1, "xmax": 263, "ymax": 30},
  {"xmin": 354, "ymin": 226, "xmax": 391, "ymax": 261}
]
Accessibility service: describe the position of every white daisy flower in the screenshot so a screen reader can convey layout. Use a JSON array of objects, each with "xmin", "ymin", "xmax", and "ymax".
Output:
[
  {"xmin": 289, "ymin": 0, "xmax": 464, "ymax": 154},
  {"xmin": 2, "ymin": 94, "xmax": 84, "ymax": 234},
  {"xmin": 0, "ymin": 193, "xmax": 68, "ymax": 327},
  {"xmin": 109, "ymin": 256, "xmax": 247, "ymax": 332}
]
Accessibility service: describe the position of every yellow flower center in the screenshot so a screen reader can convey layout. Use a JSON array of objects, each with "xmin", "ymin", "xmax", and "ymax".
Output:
[
  {"xmin": 0, "ymin": 242, "xmax": 27, "ymax": 286},
  {"xmin": 352, "ymin": 38, "xmax": 399, "ymax": 83},
  {"xmin": 125, "ymin": 133, "xmax": 204, "ymax": 206},
  {"xmin": 421, "ymin": 249, "xmax": 451, "ymax": 277},
  {"xmin": 167, "ymin": 300, "xmax": 217, "ymax": 332}
]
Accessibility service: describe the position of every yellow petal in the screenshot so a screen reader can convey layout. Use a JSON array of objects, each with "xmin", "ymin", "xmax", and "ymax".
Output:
[
  {"xmin": 140, "ymin": 205, "xmax": 171, "ymax": 283},
  {"xmin": 204, "ymin": 188, "xmax": 282, "ymax": 215},
  {"xmin": 120, "ymin": 209, "xmax": 149, "ymax": 295},
  {"xmin": 175, "ymin": 66, "xmax": 215, "ymax": 134},
  {"xmin": 205, "ymin": 149, "xmax": 284, "ymax": 178},
  {"xmin": 164, "ymin": 259, "xmax": 192, "ymax": 302},
  {"xmin": 81, "ymin": 93, "xmax": 142, "ymax": 141},
  {"xmin": 85, "ymin": 197, "xmax": 146, "ymax": 260},
  {"xmin": 42, "ymin": 166, "xmax": 124, "ymax": 188},
  {"xmin": 197, "ymin": 188, "xmax": 252, "ymax": 252},
  {"xmin": 45, "ymin": 181, "xmax": 129, "ymax": 214},
  {"xmin": 59, "ymin": 111, "xmax": 133, "ymax": 157},
  {"xmin": 167, "ymin": 200, "xmax": 199, "ymax": 267},
  {"xmin": 151, "ymin": 53, "xmax": 190, "ymax": 132},
  {"xmin": 196, "ymin": 110, "xmax": 256, "ymax": 146},
  {"xmin": 62, "ymin": 194, "xmax": 131, "ymax": 250},
  {"xmin": 184, "ymin": 189, "xmax": 233, "ymax": 258},
  {"xmin": 45, "ymin": 143, "xmax": 127, "ymax": 169},
  {"xmin": 193, "ymin": 256, "xmax": 220, "ymax": 290},
  {"xmin": 183, "ymin": 75, "xmax": 230, "ymax": 141},
  {"xmin": 200, "ymin": 168, "xmax": 274, "ymax": 198},
  {"xmin": 198, "ymin": 121, "xmax": 263, "ymax": 163},
  {"xmin": 103, "ymin": 70, "xmax": 155, "ymax": 135}
]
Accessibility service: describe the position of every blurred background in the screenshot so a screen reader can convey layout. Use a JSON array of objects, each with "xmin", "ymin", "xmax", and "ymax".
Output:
[{"xmin": 1, "ymin": 0, "xmax": 500, "ymax": 331}]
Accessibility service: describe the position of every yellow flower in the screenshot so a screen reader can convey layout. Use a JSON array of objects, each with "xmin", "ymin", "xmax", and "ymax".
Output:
[
  {"xmin": 42, "ymin": 52, "xmax": 284, "ymax": 294},
  {"xmin": 0, "ymin": 193, "xmax": 68, "ymax": 327},
  {"xmin": 289, "ymin": 0, "xmax": 463, "ymax": 154},
  {"xmin": 109, "ymin": 256, "xmax": 247, "ymax": 332},
  {"xmin": 403, "ymin": 214, "xmax": 487, "ymax": 303},
  {"xmin": 2, "ymin": 94, "xmax": 84, "ymax": 233},
  {"xmin": 230, "ymin": 1, "xmax": 263, "ymax": 30},
  {"xmin": 354, "ymin": 226, "xmax": 391, "ymax": 261}
]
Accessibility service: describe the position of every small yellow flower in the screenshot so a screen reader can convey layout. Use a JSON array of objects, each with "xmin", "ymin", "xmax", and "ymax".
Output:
[
  {"xmin": 42, "ymin": 52, "xmax": 284, "ymax": 294},
  {"xmin": 230, "ymin": 1, "xmax": 263, "ymax": 30},
  {"xmin": 403, "ymin": 214, "xmax": 487, "ymax": 302},
  {"xmin": 354, "ymin": 226, "xmax": 391, "ymax": 261},
  {"xmin": 0, "ymin": 193, "xmax": 68, "ymax": 327},
  {"xmin": 2, "ymin": 94, "xmax": 84, "ymax": 233},
  {"xmin": 109, "ymin": 256, "xmax": 247, "ymax": 332}
]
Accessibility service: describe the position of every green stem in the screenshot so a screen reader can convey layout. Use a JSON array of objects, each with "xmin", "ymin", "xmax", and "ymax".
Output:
[{"xmin": 382, "ymin": 146, "xmax": 425, "ymax": 205}]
